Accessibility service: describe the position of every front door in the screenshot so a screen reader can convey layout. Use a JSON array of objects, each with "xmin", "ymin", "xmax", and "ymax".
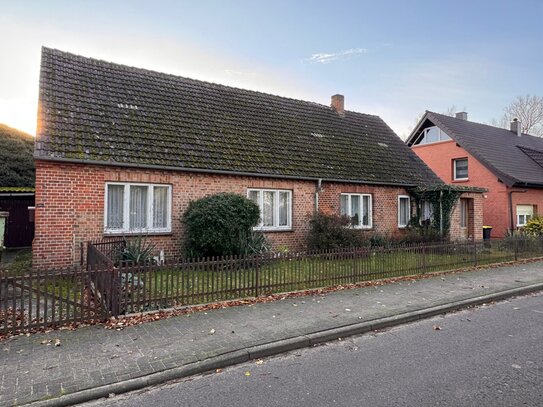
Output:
[{"xmin": 460, "ymin": 198, "xmax": 470, "ymax": 240}]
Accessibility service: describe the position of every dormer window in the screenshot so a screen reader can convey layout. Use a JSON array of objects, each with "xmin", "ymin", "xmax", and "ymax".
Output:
[{"xmin": 418, "ymin": 126, "xmax": 451, "ymax": 145}]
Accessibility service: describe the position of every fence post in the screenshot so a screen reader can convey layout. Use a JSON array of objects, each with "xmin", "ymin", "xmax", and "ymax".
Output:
[
  {"xmin": 473, "ymin": 239, "xmax": 478, "ymax": 267},
  {"xmin": 255, "ymin": 255, "xmax": 260, "ymax": 297},
  {"xmin": 113, "ymin": 267, "xmax": 121, "ymax": 317},
  {"xmin": 514, "ymin": 237, "xmax": 519, "ymax": 261},
  {"xmin": 422, "ymin": 244, "xmax": 427, "ymax": 273}
]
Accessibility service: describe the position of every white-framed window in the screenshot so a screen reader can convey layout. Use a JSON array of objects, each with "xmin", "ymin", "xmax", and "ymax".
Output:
[
  {"xmin": 517, "ymin": 205, "xmax": 534, "ymax": 227},
  {"xmin": 398, "ymin": 195, "xmax": 411, "ymax": 228},
  {"xmin": 340, "ymin": 193, "xmax": 372, "ymax": 228},
  {"xmin": 418, "ymin": 126, "xmax": 451, "ymax": 145},
  {"xmin": 420, "ymin": 200, "xmax": 433, "ymax": 224},
  {"xmin": 247, "ymin": 189, "xmax": 292, "ymax": 230},
  {"xmin": 453, "ymin": 158, "xmax": 468, "ymax": 180},
  {"xmin": 104, "ymin": 182, "xmax": 172, "ymax": 234}
]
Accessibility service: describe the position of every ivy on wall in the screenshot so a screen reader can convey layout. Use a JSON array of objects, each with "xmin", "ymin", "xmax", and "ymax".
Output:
[{"xmin": 408, "ymin": 185, "xmax": 466, "ymax": 237}]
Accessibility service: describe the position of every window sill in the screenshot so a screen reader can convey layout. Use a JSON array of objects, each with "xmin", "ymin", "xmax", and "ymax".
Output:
[
  {"xmin": 103, "ymin": 231, "xmax": 173, "ymax": 237},
  {"xmin": 452, "ymin": 179, "xmax": 469, "ymax": 183},
  {"xmin": 255, "ymin": 227, "xmax": 293, "ymax": 233},
  {"xmin": 398, "ymin": 225, "xmax": 409, "ymax": 229}
]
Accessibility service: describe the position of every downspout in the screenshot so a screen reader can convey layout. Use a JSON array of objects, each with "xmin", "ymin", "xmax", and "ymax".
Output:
[
  {"xmin": 439, "ymin": 190, "xmax": 443, "ymax": 236},
  {"xmin": 315, "ymin": 179, "xmax": 322, "ymax": 214},
  {"xmin": 509, "ymin": 190, "xmax": 527, "ymax": 232}
]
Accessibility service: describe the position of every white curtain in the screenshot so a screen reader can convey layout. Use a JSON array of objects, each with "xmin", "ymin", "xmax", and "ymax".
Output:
[
  {"xmin": 107, "ymin": 185, "xmax": 124, "ymax": 229},
  {"xmin": 130, "ymin": 186, "xmax": 148, "ymax": 230},
  {"xmin": 279, "ymin": 191, "xmax": 289, "ymax": 226},
  {"xmin": 263, "ymin": 191, "xmax": 275, "ymax": 227},
  {"xmin": 340, "ymin": 195, "xmax": 348, "ymax": 217},
  {"xmin": 350, "ymin": 194, "xmax": 360, "ymax": 226},
  {"xmin": 362, "ymin": 195, "xmax": 370, "ymax": 226},
  {"xmin": 153, "ymin": 186, "xmax": 168, "ymax": 229},
  {"xmin": 399, "ymin": 198, "xmax": 410, "ymax": 226}
]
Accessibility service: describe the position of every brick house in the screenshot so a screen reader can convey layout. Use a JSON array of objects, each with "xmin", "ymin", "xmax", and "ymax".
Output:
[
  {"xmin": 407, "ymin": 111, "xmax": 543, "ymax": 238},
  {"xmin": 33, "ymin": 48, "xmax": 481, "ymax": 269}
]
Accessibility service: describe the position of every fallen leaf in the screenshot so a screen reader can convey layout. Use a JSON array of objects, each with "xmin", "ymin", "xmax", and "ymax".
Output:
[
  {"xmin": 345, "ymin": 309, "xmax": 351, "ymax": 312},
  {"xmin": 209, "ymin": 329, "xmax": 215, "ymax": 335},
  {"xmin": 40, "ymin": 339, "xmax": 51, "ymax": 345},
  {"xmin": 432, "ymin": 325, "xmax": 442, "ymax": 331},
  {"xmin": 54, "ymin": 339, "xmax": 61, "ymax": 347},
  {"xmin": 245, "ymin": 371, "xmax": 251, "ymax": 377},
  {"xmin": 215, "ymin": 368, "xmax": 222, "ymax": 373},
  {"xmin": 255, "ymin": 359, "xmax": 264, "ymax": 365},
  {"xmin": 512, "ymin": 364, "xmax": 521, "ymax": 369}
]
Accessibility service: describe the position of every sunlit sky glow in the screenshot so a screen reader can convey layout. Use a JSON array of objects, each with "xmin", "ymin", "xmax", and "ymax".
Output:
[{"xmin": 1, "ymin": 0, "xmax": 542, "ymax": 138}]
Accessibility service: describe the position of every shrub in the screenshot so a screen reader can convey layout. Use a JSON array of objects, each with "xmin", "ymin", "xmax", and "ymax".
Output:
[
  {"xmin": 398, "ymin": 227, "xmax": 443, "ymax": 245},
  {"xmin": 182, "ymin": 193, "xmax": 264, "ymax": 258},
  {"xmin": 307, "ymin": 213, "xmax": 366, "ymax": 250},
  {"xmin": 523, "ymin": 217, "xmax": 543, "ymax": 236},
  {"xmin": 115, "ymin": 235, "xmax": 156, "ymax": 265}
]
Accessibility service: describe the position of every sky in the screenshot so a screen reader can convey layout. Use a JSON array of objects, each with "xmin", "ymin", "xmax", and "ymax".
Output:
[{"xmin": 1, "ymin": 0, "xmax": 542, "ymax": 138}]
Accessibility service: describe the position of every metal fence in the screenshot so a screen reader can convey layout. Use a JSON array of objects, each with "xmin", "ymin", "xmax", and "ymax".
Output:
[{"xmin": 2, "ymin": 237, "xmax": 543, "ymax": 335}]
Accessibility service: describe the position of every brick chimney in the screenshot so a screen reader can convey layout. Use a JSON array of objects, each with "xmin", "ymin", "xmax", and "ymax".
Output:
[
  {"xmin": 455, "ymin": 112, "xmax": 468, "ymax": 120},
  {"xmin": 331, "ymin": 94, "xmax": 345, "ymax": 116},
  {"xmin": 510, "ymin": 118, "xmax": 521, "ymax": 137}
]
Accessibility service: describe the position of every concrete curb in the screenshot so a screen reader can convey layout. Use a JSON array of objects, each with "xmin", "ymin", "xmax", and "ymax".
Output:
[{"xmin": 26, "ymin": 282, "xmax": 543, "ymax": 407}]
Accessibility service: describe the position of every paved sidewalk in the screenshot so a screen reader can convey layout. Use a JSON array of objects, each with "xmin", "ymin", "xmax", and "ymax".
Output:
[{"xmin": 2, "ymin": 261, "xmax": 543, "ymax": 406}]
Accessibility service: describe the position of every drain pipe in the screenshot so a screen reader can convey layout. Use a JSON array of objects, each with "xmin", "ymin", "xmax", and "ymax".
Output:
[
  {"xmin": 439, "ymin": 190, "xmax": 443, "ymax": 236},
  {"xmin": 509, "ymin": 190, "xmax": 527, "ymax": 232},
  {"xmin": 315, "ymin": 179, "xmax": 323, "ymax": 213}
]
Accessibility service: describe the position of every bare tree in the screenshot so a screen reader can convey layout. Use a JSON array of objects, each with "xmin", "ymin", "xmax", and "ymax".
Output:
[{"xmin": 503, "ymin": 94, "xmax": 543, "ymax": 136}]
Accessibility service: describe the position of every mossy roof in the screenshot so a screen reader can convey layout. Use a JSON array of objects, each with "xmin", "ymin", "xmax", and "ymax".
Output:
[{"xmin": 36, "ymin": 48, "xmax": 442, "ymax": 187}]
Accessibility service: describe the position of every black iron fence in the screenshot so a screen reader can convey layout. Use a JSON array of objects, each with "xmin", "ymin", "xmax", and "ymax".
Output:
[{"xmin": 2, "ymin": 237, "xmax": 543, "ymax": 335}]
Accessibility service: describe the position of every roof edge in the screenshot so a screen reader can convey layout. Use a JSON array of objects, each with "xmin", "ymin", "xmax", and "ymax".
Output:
[{"xmin": 34, "ymin": 155, "xmax": 422, "ymax": 188}]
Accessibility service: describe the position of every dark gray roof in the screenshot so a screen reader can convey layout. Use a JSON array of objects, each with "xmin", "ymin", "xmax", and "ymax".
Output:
[
  {"xmin": 408, "ymin": 111, "xmax": 543, "ymax": 187},
  {"xmin": 36, "ymin": 48, "xmax": 442, "ymax": 187}
]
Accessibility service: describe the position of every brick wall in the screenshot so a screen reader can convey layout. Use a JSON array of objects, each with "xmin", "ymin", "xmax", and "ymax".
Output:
[
  {"xmin": 33, "ymin": 161, "xmax": 428, "ymax": 269},
  {"xmin": 411, "ymin": 139, "xmax": 543, "ymax": 238},
  {"xmin": 33, "ymin": 160, "xmax": 487, "ymax": 269},
  {"xmin": 318, "ymin": 182, "xmax": 410, "ymax": 237}
]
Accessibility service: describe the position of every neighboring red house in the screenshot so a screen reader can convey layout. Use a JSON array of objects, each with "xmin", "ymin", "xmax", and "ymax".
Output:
[
  {"xmin": 407, "ymin": 111, "xmax": 543, "ymax": 238},
  {"xmin": 33, "ymin": 48, "xmax": 481, "ymax": 269}
]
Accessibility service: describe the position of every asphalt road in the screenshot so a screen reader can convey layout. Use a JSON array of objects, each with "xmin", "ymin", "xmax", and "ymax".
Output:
[{"xmin": 86, "ymin": 293, "xmax": 543, "ymax": 407}]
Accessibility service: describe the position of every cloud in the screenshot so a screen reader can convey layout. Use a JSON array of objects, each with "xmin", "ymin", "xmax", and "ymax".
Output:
[
  {"xmin": 306, "ymin": 48, "xmax": 368, "ymax": 64},
  {"xmin": 224, "ymin": 69, "xmax": 257, "ymax": 77}
]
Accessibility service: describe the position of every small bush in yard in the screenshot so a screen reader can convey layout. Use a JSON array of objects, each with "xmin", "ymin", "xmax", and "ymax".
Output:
[
  {"xmin": 183, "ymin": 193, "xmax": 266, "ymax": 258},
  {"xmin": 115, "ymin": 235, "xmax": 156, "ymax": 265},
  {"xmin": 523, "ymin": 217, "xmax": 543, "ymax": 236},
  {"xmin": 308, "ymin": 213, "xmax": 366, "ymax": 250}
]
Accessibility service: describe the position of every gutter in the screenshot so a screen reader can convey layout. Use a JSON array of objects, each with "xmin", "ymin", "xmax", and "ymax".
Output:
[
  {"xmin": 33, "ymin": 156, "xmax": 419, "ymax": 188},
  {"xmin": 0, "ymin": 193, "xmax": 35, "ymax": 197}
]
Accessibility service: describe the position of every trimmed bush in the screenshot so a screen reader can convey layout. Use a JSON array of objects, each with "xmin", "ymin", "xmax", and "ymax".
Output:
[
  {"xmin": 182, "ymin": 193, "xmax": 266, "ymax": 257},
  {"xmin": 307, "ymin": 213, "xmax": 366, "ymax": 250},
  {"xmin": 523, "ymin": 217, "xmax": 543, "ymax": 236}
]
